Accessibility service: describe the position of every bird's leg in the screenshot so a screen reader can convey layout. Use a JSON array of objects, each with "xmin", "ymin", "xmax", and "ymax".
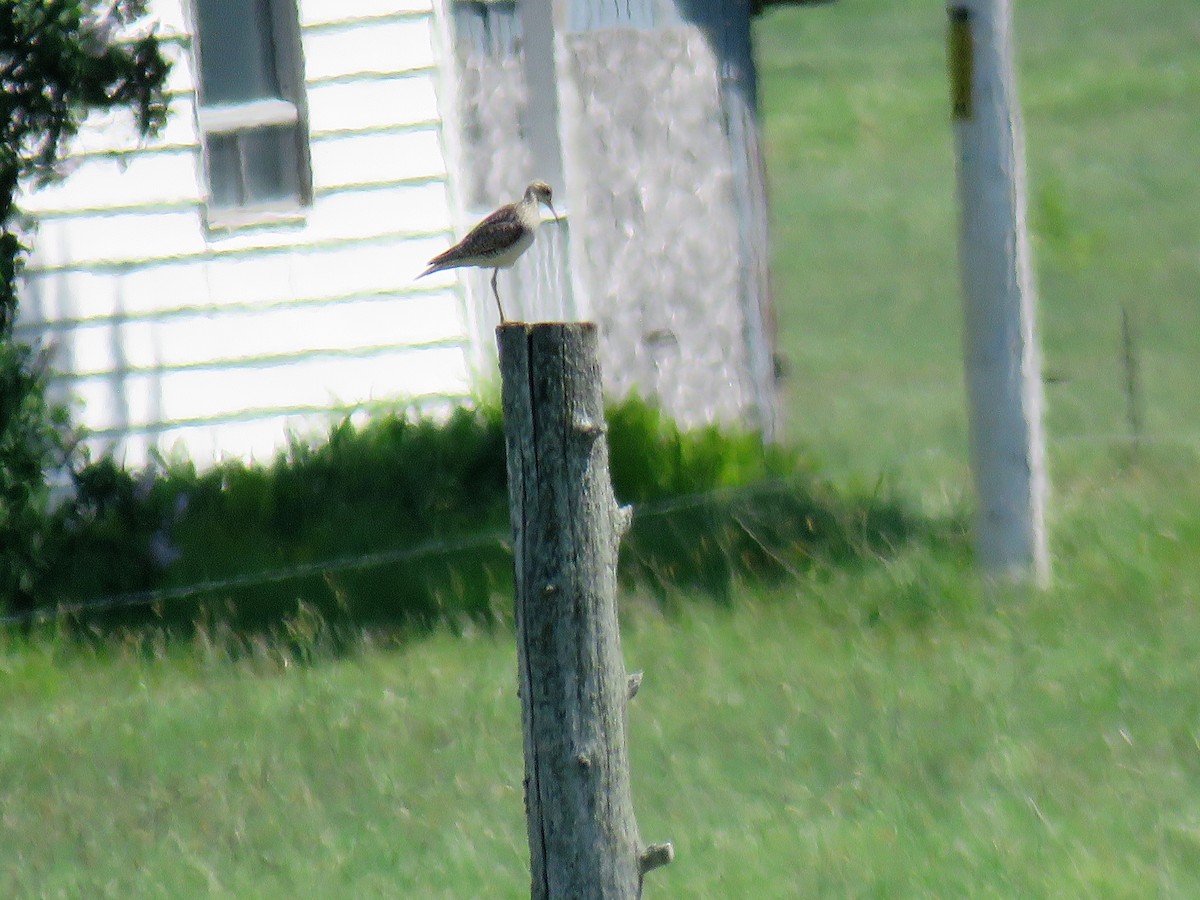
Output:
[{"xmin": 491, "ymin": 269, "xmax": 506, "ymax": 322}]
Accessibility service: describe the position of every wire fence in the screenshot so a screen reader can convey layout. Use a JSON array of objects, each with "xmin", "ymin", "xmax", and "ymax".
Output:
[
  {"xmin": 6, "ymin": 420, "xmax": 1198, "ymax": 631},
  {"xmin": 0, "ymin": 475, "xmax": 864, "ymax": 629},
  {"xmin": 0, "ymin": 531, "xmax": 509, "ymax": 628}
]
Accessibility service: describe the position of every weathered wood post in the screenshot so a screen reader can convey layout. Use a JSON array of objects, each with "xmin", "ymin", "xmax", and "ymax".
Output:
[{"xmin": 497, "ymin": 322, "xmax": 673, "ymax": 899}]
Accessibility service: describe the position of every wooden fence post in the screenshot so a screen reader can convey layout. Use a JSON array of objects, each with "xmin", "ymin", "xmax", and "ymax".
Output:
[{"xmin": 497, "ymin": 322, "xmax": 673, "ymax": 899}]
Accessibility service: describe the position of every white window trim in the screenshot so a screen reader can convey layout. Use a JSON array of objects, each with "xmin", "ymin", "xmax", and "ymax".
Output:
[
  {"xmin": 203, "ymin": 202, "xmax": 308, "ymax": 233},
  {"xmin": 197, "ymin": 98, "xmax": 300, "ymax": 135}
]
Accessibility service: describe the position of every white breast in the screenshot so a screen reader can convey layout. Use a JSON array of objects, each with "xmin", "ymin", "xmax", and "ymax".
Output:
[{"xmin": 492, "ymin": 225, "xmax": 536, "ymax": 269}]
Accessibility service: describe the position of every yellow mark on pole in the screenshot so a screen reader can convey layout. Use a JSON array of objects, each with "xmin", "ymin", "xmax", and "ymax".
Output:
[{"xmin": 948, "ymin": 6, "xmax": 973, "ymax": 120}]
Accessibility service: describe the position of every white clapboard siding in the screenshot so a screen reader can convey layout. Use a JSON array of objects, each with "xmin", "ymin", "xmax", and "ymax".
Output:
[
  {"xmin": 193, "ymin": 252, "xmax": 452, "ymax": 314},
  {"xmin": 27, "ymin": 179, "xmax": 452, "ymax": 271},
  {"xmin": 33, "ymin": 99, "xmax": 199, "ymax": 164},
  {"xmin": 23, "ymin": 230, "xmax": 454, "ymax": 316},
  {"xmin": 308, "ymin": 184, "xmax": 452, "ymax": 238},
  {"xmin": 145, "ymin": 2, "xmax": 190, "ymax": 33},
  {"xmin": 28, "ymin": 211, "xmax": 206, "ymax": 270},
  {"xmin": 303, "ymin": 0, "xmax": 432, "ymax": 26},
  {"xmin": 45, "ymin": 294, "xmax": 464, "ymax": 376},
  {"xmin": 54, "ymin": 109, "xmax": 157, "ymax": 158},
  {"xmin": 288, "ymin": 236, "xmax": 451, "ymax": 298},
  {"xmin": 21, "ymin": 149, "xmax": 203, "ymax": 214},
  {"xmin": 16, "ymin": 0, "xmax": 472, "ymax": 470},
  {"xmin": 118, "ymin": 392, "xmax": 461, "ymax": 468},
  {"xmin": 68, "ymin": 345, "xmax": 468, "ymax": 430},
  {"xmin": 307, "ymin": 77, "xmax": 440, "ymax": 134},
  {"xmin": 310, "ymin": 128, "xmax": 445, "ymax": 188},
  {"xmin": 19, "ymin": 268, "xmax": 457, "ymax": 337},
  {"xmin": 19, "ymin": 264, "xmax": 210, "ymax": 327},
  {"xmin": 180, "ymin": 256, "xmax": 299, "ymax": 312},
  {"xmin": 29, "ymin": 112, "xmax": 446, "ymax": 222},
  {"xmin": 161, "ymin": 42, "xmax": 198, "ymax": 93},
  {"xmin": 200, "ymin": 184, "xmax": 450, "ymax": 253},
  {"xmin": 16, "ymin": 271, "xmax": 118, "ymax": 330},
  {"xmin": 303, "ymin": 19, "xmax": 436, "ymax": 81}
]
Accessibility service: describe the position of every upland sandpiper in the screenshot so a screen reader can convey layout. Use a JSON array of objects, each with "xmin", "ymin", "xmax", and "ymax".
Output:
[{"xmin": 417, "ymin": 181, "xmax": 558, "ymax": 322}]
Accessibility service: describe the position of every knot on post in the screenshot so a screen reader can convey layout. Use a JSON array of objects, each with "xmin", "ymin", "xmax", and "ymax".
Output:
[
  {"xmin": 638, "ymin": 842, "xmax": 675, "ymax": 876},
  {"xmin": 574, "ymin": 417, "xmax": 607, "ymax": 440},
  {"xmin": 627, "ymin": 671, "xmax": 643, "ymax": 701},
  {"xmin": 615, "ymin": 504, "xmax": 634, "ymax": 540}
]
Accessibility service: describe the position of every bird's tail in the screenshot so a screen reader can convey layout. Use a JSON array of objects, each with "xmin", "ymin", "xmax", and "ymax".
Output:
[
  {"xmin": 416, "ymin": 246, "xmax": 464, "ymax": 280},
  {"xmin": 416, "ymin": 260, "xmax": 446, "ymax": 280}
]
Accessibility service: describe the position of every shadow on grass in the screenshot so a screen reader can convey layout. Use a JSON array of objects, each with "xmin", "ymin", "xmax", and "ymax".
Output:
[
  {"xmin": 25, "ymin": 487, "xmax": 965, "ymax": 658},
  {"xmin": 9, "ymin": 399, "xmax": 968, "ymax": 652},
  {"xmin": 623, "ymin": 477, "xmax": 968, "ymax": 605}
]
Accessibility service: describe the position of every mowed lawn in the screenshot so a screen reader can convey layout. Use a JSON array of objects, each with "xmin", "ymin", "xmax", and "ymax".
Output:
[
  {"xmin": 762, "ymin": 0, "xmax": 1200, "ymax": 492},
  {"xmin": 5, "ymin": 495, "xmax": 1200, "ymax": 898},
  {"xmin": 3, "ymin": 0, "xmax": 1200, "ymax": 896}
]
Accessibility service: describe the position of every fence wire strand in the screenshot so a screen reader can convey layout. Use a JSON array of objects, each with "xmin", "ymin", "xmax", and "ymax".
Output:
[
  {"xmin": 0, "ymin": 476, "xmax": 824, "ymax": 628},
  {"xmin": 1, "ymin": 530, "xmax": 508, "ymax": 627},
  {"xmin": 6, "ymin": 431, "xmax": 1196, "ymax": 628}
]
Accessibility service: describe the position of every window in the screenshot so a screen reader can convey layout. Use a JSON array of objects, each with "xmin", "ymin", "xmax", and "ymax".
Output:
[{"xmin": 191, "ymin": 0, "xmax": 311, "ymax": 226}]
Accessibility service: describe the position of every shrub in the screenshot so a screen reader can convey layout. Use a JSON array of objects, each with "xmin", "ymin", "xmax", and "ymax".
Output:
[
  {"xmin": 0, "ymin": 342, "xmax": 73, "ymax": 615},
  {"xmin": 19, "ymin": 398, "xmax": 929, "ymax": 635}
]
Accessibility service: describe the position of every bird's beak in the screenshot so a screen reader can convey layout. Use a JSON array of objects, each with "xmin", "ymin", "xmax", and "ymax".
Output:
[{"xmin": 548, "ymin": 201, "xmax": 561, "ymax": 223}]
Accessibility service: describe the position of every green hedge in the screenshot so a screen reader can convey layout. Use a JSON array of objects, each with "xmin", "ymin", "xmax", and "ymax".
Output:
[{"xmin": 16, "ymin": 398, "xmax": 930, "ymax": 634}]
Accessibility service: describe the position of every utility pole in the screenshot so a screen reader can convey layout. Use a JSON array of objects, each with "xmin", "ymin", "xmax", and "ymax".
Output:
[{"xmin": 948, "ymin": 0, "xmax": 1051, "ymax": 586}]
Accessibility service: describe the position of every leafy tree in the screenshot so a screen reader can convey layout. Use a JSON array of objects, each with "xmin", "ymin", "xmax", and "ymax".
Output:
[{"xmin": 1, "ymin": 0, "xmax": 171, "ymax": 613}]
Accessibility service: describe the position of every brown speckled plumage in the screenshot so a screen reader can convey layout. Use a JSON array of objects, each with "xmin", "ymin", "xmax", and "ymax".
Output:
[{"xmin": 417, "ymin": 181, "xmax": 557, "ymax": 321}]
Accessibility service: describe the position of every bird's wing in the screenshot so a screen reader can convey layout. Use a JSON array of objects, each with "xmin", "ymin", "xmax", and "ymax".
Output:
[
  {"xmin": 417, "ymin": 205, "xmax": 527, "ymax": 278},
  {"xmin": 447, "ymin": 206, "xmax": 526, "ymax": 260}
]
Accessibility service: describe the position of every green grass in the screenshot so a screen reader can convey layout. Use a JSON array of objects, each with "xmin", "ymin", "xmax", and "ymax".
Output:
[
  {"xmin": 4, "ymin": 470, "xmax": 1199, "ymax": 896},
  {"xmin": 3, "ymin": 0, "xmax": 1200, "ymax": 895},
  {"xmin": 759, "ymin": 0, "xmax": 1200, "ymax": 492}
]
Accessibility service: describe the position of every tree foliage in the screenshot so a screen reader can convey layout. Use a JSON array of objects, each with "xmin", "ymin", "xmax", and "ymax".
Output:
[
  {"xmin": 0, "ymin": 0, "xmax": 171, "ymax": 614},
  {"xmin": 1, "ymin": 0, "xmax": 171, "ymax": 330}
]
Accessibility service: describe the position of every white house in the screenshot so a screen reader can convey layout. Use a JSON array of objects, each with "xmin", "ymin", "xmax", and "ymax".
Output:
[{"xmin": 16, "ymin": 0, "xmax": 787, "ymax": 470}]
